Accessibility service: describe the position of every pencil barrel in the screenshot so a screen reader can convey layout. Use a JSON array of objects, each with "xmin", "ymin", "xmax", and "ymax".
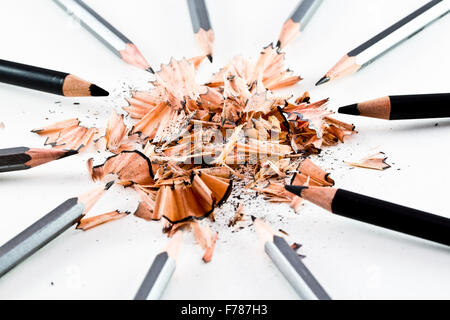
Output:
[
  {"xmin": 0, "ymin": 59, "xmax": 67, "ymax": 95},
  {"xmin": 389, "ymin": 93, "xmax": 450, "ymax": 120},
  {"xmin": 134, "ymin": 252, "xmax": 175, "ymax": 300},
  {"xmin": 187, "ymin": 0, "xmax": 211, "ymax": 32},
  {"xmin": 332, "ymin": 189, "xmax": 450, "ymax": 246},
  {"xmin": 266, "ymin": 236, "xmax": 331, "ymax": 300},
  {"xmin": 0, "ymin": 147, "xmax": 31, "ymax": 172},
  {"xmin": 0, "ymin": 199, "xmax": 84, "ymax": 278}
]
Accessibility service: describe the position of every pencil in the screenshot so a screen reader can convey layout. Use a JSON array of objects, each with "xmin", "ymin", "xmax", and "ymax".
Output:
[
  {"xmin": 53, "ymin": 0, "xmax": 153, "ymax": 73},
  {"xmin": 0, "ymin": 59, "xmax": 108, "ymax": 97},
  {"xmin": 187, "ymin": 0, "xmax": 214, "ymax": 62},
  {"xmin": 316, "ymin": 0, "xmax": 450, "ymax": 86},
  {"xmin": 338, "ymin": 93, "xmax": 450, "ymax": 120},
  {"xmin": 285, "ymin": 185, "xmax": 450, "ymax": 247},
  {"xmin": 0, "ymin": 182, "xmax": 113, "ymax": 278},
  {"xmin": 253, "ymin": 217, "xmax": 331, "ymax": 300},
  {"xmin": 277, "ymin": 0, "xmax": 323, "ymax": 49},
  {"xmin": 134, "ymin": 231, "xmax": 183, "ymax": 300},
  {"xmin": 0, "ymin": 147, "xmax": 77, "ymax": 173}
]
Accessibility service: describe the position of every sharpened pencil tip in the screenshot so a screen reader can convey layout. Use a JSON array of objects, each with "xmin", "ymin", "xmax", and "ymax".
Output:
[
  {"xmin": 105, "ymin": 181, "xmax": 115, "ymax": 190},
  {"xmin": 284, "ymin": 185, "xmax": 309, "ymax": 197},
  {"xmin": 338, "ymin": 104, "xmax": 360, "ymax": 116},
  {"xmin": 315, "ymin": 76, "xmax": 330, "ymax": 86},
  {"xmin": 207, "ymin": 54, "xmax": 213, "ymax": 63},
  {"xmin": 146, "ymin": 67, "xmax": 155, "ymax": 74},
  {"xmin": 89, "ymin": 84, "xmax": 109, "ymax": 97}
]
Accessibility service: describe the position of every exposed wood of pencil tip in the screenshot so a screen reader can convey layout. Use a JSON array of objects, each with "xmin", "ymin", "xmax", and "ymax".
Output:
[
  {"xmin": 316, "ymin": 55, "xmax": 361, "ymax": 86},
  {"xmin": 339, "ymin": 96, "xmax": 391, "ymax": 119},
  {"xmin": 195, "ymin": 29, "xmax": 215, "ymax": 62},
  {"xmin": 62, "ymin": 75, "xmax": 109, "ymax": 97},
  {"xmin": 253, "ymin": 217, "xmax": 282, "ymax": 245},
  {"xmin": 277, "ymin": 19, "xmax": 301, "ymax": 49},
  {"xmin": 77, "ymin": 182, "xmax": 113, "ymax": 215},
  {"xmin": 120, "ymin": 43, "xmax": 153, "ymax": 73},
  {"xmin": 26, "ymin": 148, "xmax": 78, "ymax": 168},
  {"xmin": 166, "ymin": 231, "xmax": 183, "ymax": 259},
  {"xmin": 285, "ymin": 185, "xmax": 337, "ymax": 213}
]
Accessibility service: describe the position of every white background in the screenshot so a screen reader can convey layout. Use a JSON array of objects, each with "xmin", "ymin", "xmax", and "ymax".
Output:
[{"xmin": 0, "ymin": 0, "xmax": 449, "ymax": 300}]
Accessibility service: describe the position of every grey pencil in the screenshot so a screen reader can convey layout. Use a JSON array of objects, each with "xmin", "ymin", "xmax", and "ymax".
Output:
[
  {"xmin": 253, "ymin": 217, "xmax": 331, "ymax": 300},
  {"xmin": 316, "ymin": 0, "xmax": 450, "ymax": 86},
  {"xmin": 187, "ymin": 0, "xmax": 214, "ymax": 62},
  {"xmin": 0, "ymin": 182, "xmax": 113, "ymax": 278},
  {"xmin": 277, "ymin": 0, "xmax": 324, "ymax": 49},
  {"xmin": 53, "ymin": 0, "xmax": 153, "ymax": 72},
  {"xmin": 134, "ymin": 231, "xmax": 183, "ymax": 300}
]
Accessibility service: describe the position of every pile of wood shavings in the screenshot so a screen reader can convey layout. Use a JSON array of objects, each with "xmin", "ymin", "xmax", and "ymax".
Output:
[{"xmin": 32, "ymin": 44, "xmax": 356, "ymax": 262}]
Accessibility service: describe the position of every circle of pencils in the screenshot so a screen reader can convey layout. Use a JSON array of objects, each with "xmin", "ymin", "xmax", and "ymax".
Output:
[{"xmin": 0, "ymin": 59, "xmax": 109, "ymax": 97}]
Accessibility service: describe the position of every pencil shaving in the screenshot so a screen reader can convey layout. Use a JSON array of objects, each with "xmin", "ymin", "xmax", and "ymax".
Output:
[{"xmin": 346, "ymin": 152, "xmax": 391, "ymax": 171}]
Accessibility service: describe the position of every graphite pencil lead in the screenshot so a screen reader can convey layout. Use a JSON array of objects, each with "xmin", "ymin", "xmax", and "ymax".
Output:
[
  {"xmin": 285, "ymin": 185, "xmax": 309, "ymax": 197},
  {"xmin": 89, "ymin": 84, "xmax": 109, "ymax": 97},
  {"xmin": 207, "ymin": 54, "xmax": 213, "ymax": 63},
  {"xmin": 315, "ymin": 76, "xmax": 330, "ymax": 86},
  {"xmin": 105, "ymin": 180, "xmax": 115, "ymax": 190},
  {"xmin": 276, "ymin": 40, "xmax": 281, "ymax": 48},
  {"xmin": 146, "ymin": 67, "xmax": 155, "ymax": 74},
  {"xmin": 338, "ymin": 104, "xmax": 360, "ymax": 116}
]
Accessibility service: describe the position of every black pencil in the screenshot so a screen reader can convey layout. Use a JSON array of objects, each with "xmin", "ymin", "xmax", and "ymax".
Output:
[
  {"xmin": 316, "ymin": 0, "xmax": 450, "ymax": 86},
  {"xmin": 338, "ymin": 93, "xmax": 450, "ymax": 120},
  {"xmin": 0, "ymin": 182, "xmax": 113, "ymax": 278},
  {"xmin": 0, "ymin": 147, "xmax": 77, "ymax": 173},
  {"xmin": 187, "ymin": 0, "xmax": 214, "ymax": 62},
  {"xmin": 285, "ymin": 185, "xmax": 450, "ymax": 247},
  {"xmin": 0, "ymin": 59, "xmax": 109, "ymax": 97},
  {"xmin": 277, "ymin": 0, "xmax": 323, "ymax": 49}
]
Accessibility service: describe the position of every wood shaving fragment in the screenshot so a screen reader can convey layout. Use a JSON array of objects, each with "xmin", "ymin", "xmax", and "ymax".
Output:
[
  {"xmin": 77, "ymin": 210, "xmax": 129, "ymax": 231},
  {"xmin": 346, "ymin": 152, "xmax": 391, "ymax": 171}
]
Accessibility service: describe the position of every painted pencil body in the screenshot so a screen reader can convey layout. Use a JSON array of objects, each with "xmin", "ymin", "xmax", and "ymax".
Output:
[
  {"xmin": 0, "ymin": 59, "xmax": 108, "ymax": 97},
  {"xmin": 134, "ymin": 232, "xmax": 182, "ymax": 300},
  {"xmin": 277, "ymin": 0, "xmax": 323, "ymax": 49},
  {"xmin": 187, "ymin": 0, "xmax": 214, "ymax": 62},
  {"xmin": 0, "ymin": 184, "xmax": 111, "ymax": 278},
  {"xmin": 285, "ymin": 186, "xmax": 450, "ymax": 246},
  {"xmin": 53, "ymin": 0, "xmax": 152, "ymax": 72},
  {"xmin": 0, "ymin": 147, "xmax": 77, "ymax": 173},
  {"xmin": 339, "ymin": 93, "xmax": 450, "ymax": 120},
  {"xmin": 254, "ymin": 219, "xmax": 331, "ymax": 300},
  {"xmin": 316, "ymin": 0, "xmax": 450, "ymax": 85}
]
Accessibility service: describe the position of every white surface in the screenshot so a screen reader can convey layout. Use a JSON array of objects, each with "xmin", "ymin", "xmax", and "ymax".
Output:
[{"xmin": 0, "ymin": 0, "xmax": 450, "ymax": 300}]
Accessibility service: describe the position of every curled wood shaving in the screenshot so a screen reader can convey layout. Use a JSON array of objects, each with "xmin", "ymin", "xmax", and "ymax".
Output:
[{"xmin": 32, "ymin": 118, "xmax": 99, "ymax": 152}]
